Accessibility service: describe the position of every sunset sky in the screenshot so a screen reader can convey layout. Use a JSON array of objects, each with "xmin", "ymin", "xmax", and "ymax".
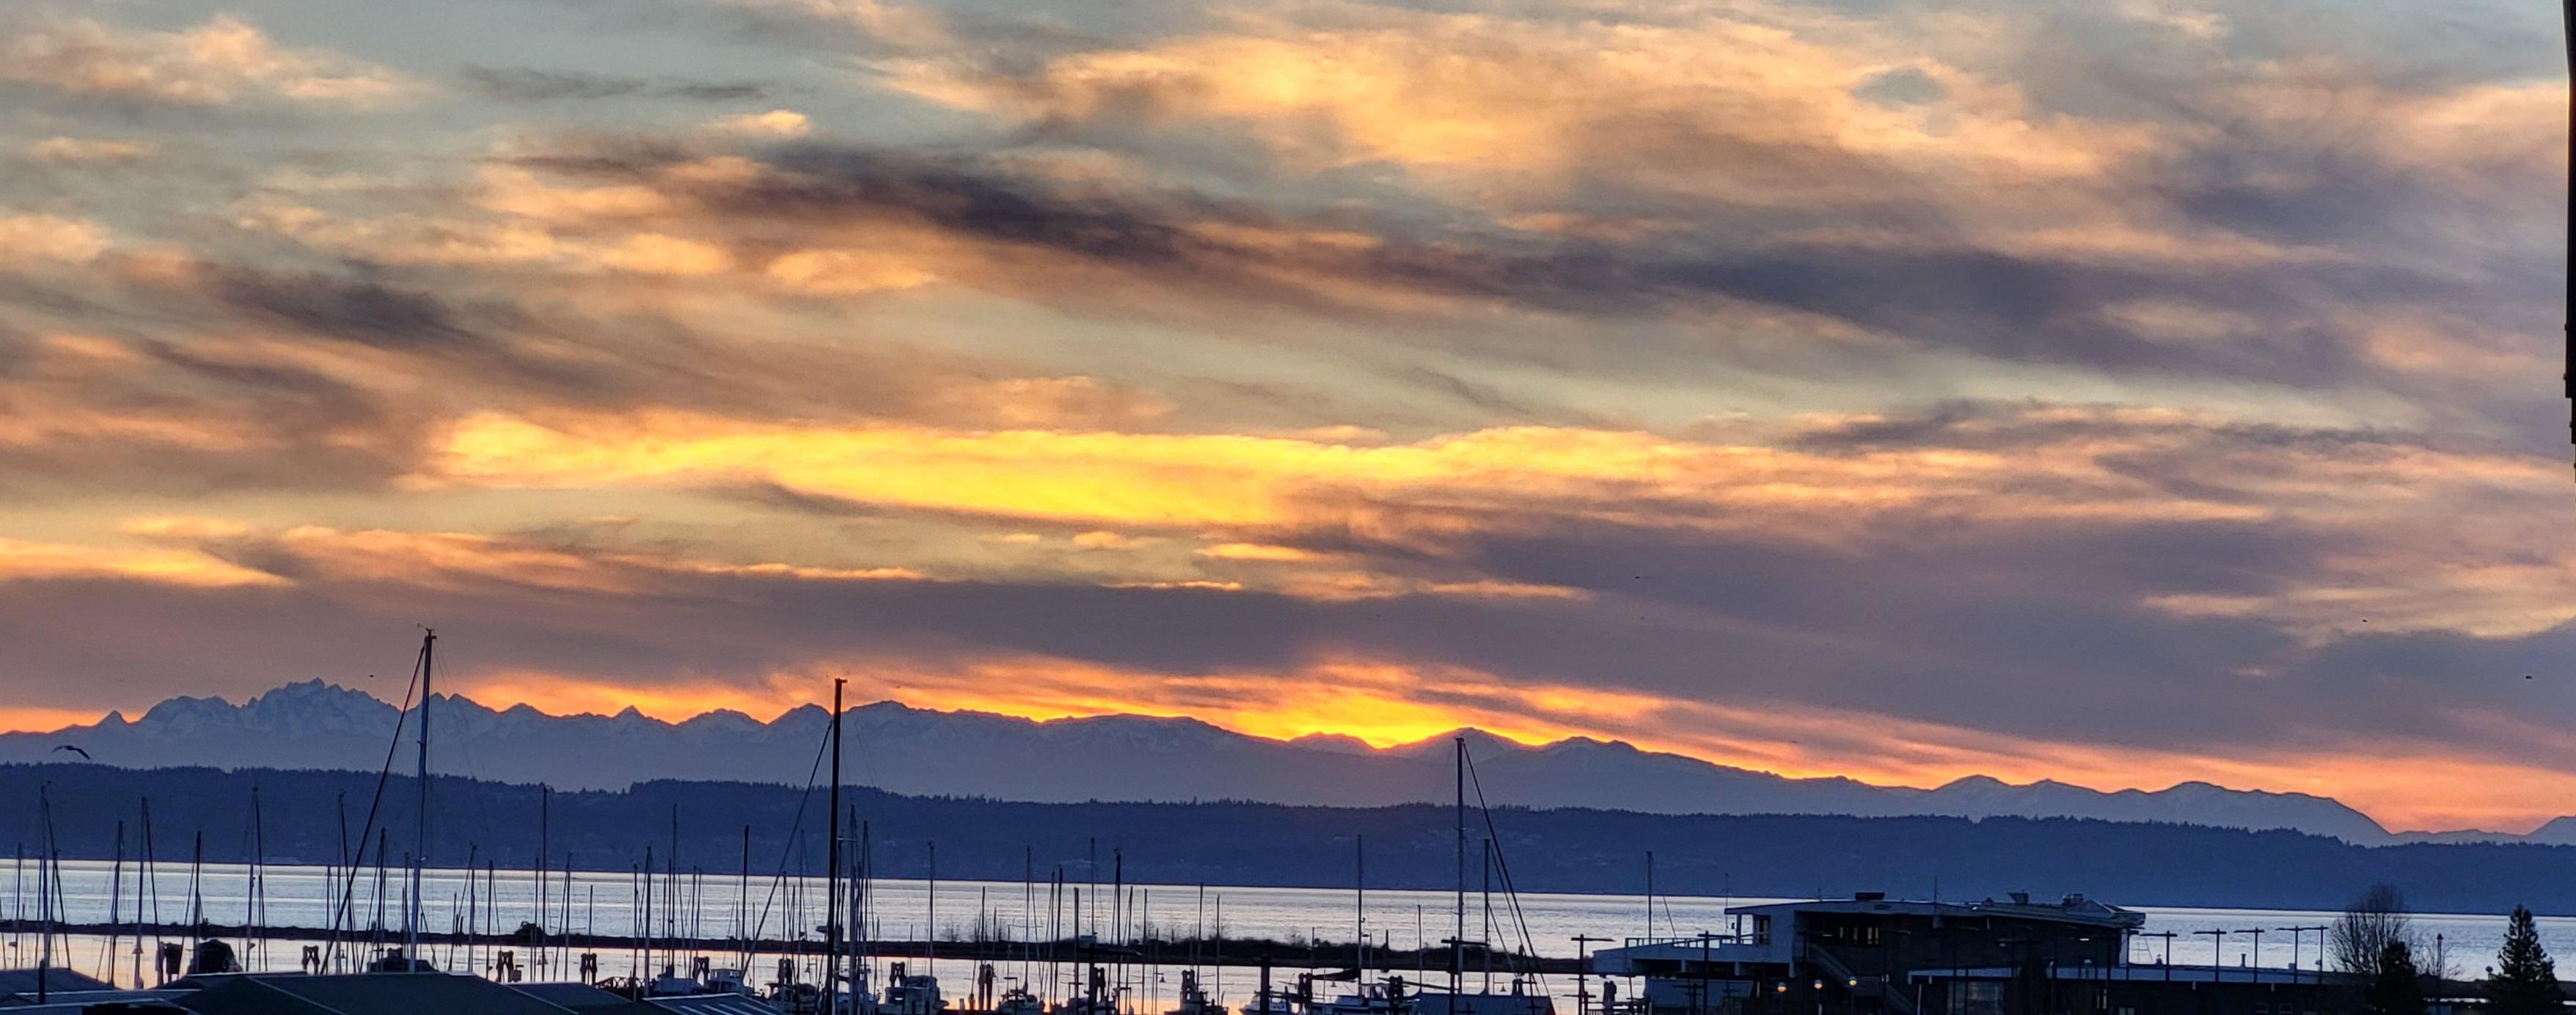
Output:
[{"xmin": 2, "ymin": 0, "xmax": 2570, "ymax": 833}]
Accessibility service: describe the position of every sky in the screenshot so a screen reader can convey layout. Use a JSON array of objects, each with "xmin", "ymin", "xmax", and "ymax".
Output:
[{"xmin": 0, "ymin": 0, "xmax": 2569, "ymax": 834}]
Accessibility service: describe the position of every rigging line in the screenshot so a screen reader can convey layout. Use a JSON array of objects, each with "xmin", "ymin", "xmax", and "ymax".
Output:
[
  {"xmin": 1463, "ymin": 752, "xmax": 1546, "ymax": 992},
  {"xmin": 427, "ymin": 642, "xmax": 505, "ymax": 860},
  {"xmin": 746, "ymin": 720, "xmax": 835, "ymax": 947},
  {"xmin": 322, "ymin": 642, "xmax": 427, "ymax": 971}
]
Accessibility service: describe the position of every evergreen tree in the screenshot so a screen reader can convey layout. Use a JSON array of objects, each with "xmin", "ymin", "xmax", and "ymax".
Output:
[
  {"xmin": 2365, "ymin": 940, "xmax": 2426, "ymax": 1015},
  {"xmin": 2487, "ymin": 904, "xmax": 2564, "ymax": 1015}
]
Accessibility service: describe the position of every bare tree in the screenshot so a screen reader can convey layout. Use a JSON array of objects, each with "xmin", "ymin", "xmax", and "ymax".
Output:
[
  {"xmin": 2333, "ymin": 884, "xmax": 2423, "ymax": 975},
  {"xmin": 2423, "ymin": 931, "xmax": 2456, "ymax": 981}
]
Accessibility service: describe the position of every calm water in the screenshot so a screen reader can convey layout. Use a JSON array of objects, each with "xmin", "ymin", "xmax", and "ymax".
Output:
[{"xmin": 7, "ymin": 860, "xmax": 2564, "ymax": 1003}]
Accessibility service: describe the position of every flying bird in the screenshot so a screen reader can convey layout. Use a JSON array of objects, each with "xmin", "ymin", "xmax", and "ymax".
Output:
[{"xmin": 52, "ymin": 745, "xmax": 90, "ymax": 760}]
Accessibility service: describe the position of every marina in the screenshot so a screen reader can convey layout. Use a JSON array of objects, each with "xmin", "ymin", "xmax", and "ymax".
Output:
[{"xmin": 6, "ymin": 863, "xmax": 2575, "ymax": 1011}]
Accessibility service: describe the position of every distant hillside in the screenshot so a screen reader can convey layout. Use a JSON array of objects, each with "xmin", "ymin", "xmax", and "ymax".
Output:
[
  {"xmin": 4, "ymin": 763, "xmax": 2576, "ymax": 915},
  {"xmin": 0, "ymin": 680, "xmax": 2404, "ymax": 842}
]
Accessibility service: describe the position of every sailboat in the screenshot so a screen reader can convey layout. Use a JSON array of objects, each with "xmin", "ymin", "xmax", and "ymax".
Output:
[
  {"xmin": 1408, "ymin": 739, "xmax": 1554, "ymax": 1015},
  {"xmin": 369, "ymin": 630, "xmax": 442, "ymax": 975}
]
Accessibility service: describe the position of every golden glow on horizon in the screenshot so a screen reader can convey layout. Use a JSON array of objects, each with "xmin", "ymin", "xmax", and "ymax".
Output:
[
  {"xmin": 421, "ymin": 409, "xmax": 2269, "ymax": 538},
  {"xmin": 0, "ymin": 706, "xmax": 114, "ymax": 735},
  {"xmin": 447, "ymin": 659, "xmax": 2576, "ymax": 834}
]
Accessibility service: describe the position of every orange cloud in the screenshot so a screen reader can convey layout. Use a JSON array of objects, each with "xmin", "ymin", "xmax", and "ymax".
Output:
[
  {"xmin": 0, "ymin": 215, "xmax": 109, "ymax": 266},
  {"xmin": 411, "ymin": 406, "xmax": 2576, "ymax": 635},
  {"xmin": 705, "ymin": 109, "xmax": 813, "ymax": 139},
  {"xmin": 252, "ymin": 525, "xmax": 929, "ymax": 594},
  {"xmin": 0, "ymin": 536, "xmax": 285, "ymax": 588},
  {"xmin": 1, "ymin": 14, "xmax": 417, "ymax": 106},
  {"xmin": 1199, "ymin": 542, "xmax": 1323, "ymax": 562},
  {"xmin": 24, "ymin": 136, "xmax": 159, "ymax": 165},
  {"xmin": 422, "ymin": 408, "xmax": 2257, "ymax": 538},
  {"xmin": 887, "ymin": 10, "xmax": 2152, "ymax": 200}
]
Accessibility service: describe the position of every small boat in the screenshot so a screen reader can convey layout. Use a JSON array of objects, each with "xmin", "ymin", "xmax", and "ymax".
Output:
[
  {"xmin": 1306, "ymin": 978, "xmax": 1414, "ymax": 1015},
  {"xmin": 1050, "ymin": 970, "xmax": 1124, "ymax": 1015},
  {"xmin": 1168, "ymin": 970, "xmax": 1227, "ymax": 1015},
  {"xmin": 363, "ymin": 946, "xmax": 432, "ymax": 974},
  {"xmin": 1410, "ymin": 985, "xmax": 1555, "ymax": 1015},
  {"xmin": 1241, "ymin": 992, "xmax": 1296, "ymax": 1015},
  {"xmin": 646, "ymin": 966, "xmax": 709, "ymax": 997},
  {"xmin": 881, "ymin": 962, "xmax": 948, "ymax": 1015},
  {"xmin": 1051, "ymin": 996, "xmax": 1122, "ymax": 1015},
  {"xmin": 998, "ymin": 986, "xmax": 1047, "ymax": 1015}
]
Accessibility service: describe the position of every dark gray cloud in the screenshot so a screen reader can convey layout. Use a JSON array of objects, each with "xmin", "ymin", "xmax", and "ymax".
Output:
[
  {"xmin": 212, "ymin": 270, "xmax": 491, "ymax": 350},
  {"xmin": 516, "ymin": 141, "xmax": 2514, "ymax": 398},
  {"xmin": 460, "ymin": 66, "xmax": 769, "ymax": 103}
]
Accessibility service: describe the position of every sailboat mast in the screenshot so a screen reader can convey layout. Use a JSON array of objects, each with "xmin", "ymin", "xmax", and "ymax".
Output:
[
  {"xmin": 537, "ymin": 785, "xmax": 549, "ymax": 978},
  {"xmin": 109, "ymin": 821, "xmax": 124, "ymax": 988},
  {"xmin": 250, "ymin": 785, "xmax": 264, "ymax": 972},
  {"xmin": 408, "ymin": 629, "xmax": 435, "ymax": 967},
  {"xmin": 1354, "ymin": 834, "xmax": 1366, "ymax": 980},
  {"xmin": 826, "ymin": 678, "xmax": 845, "ymax": 1002},
  {"xmin": 855, "ymin": 808, "xmax": 876, "ymax": 1004},
  {"xmin": 1452, "ymin": 736, "xmax": 1466, "ymax": 997},
  {"xmin": 36, "ymin": 785, "xmax": 51, "ymax": 1000}
]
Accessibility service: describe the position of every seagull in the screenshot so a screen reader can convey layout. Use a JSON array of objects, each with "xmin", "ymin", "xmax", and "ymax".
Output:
[{"xmin": 52, "ymin": 745, "xmax": 90, "ymax": 761}]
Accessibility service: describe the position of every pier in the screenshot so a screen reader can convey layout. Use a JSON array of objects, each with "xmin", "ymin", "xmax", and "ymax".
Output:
[{"xmin": 18, "ymin": 920, "xmax": 1581, "ymax": 977}]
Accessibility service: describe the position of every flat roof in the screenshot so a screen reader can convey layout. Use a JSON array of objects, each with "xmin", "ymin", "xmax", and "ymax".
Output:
[
  {"xmin": 178, "ymin": 972, "xmax": 583, "ymax": 1015},
  {"xmin": 1727, "ymin": 896, "xmax": 2142, "ymax": 931},
  {"xmin": 1909, "ymin": 965, "xmax": 2362, "ymax": 986}
]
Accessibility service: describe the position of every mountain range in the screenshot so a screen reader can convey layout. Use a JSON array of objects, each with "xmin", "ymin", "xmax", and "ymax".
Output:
[
  {"xmin": 0, "ymin": 680, "xmax": 2528, "ymax": 846},
  {"xmin": 15, "ymin": 764, "xmax": 2576, "ymax": 914}
]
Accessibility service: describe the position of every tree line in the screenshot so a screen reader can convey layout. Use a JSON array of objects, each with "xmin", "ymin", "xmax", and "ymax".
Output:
[{"xmin": 2334, "ymin": 882, "xmax": 2563, "ymax": 1014}]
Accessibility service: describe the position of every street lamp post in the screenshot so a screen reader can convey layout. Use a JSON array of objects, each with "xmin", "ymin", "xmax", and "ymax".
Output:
[
  {"xmin": 2191, "ymin": 931, "xmax": 2229, "ymax": 981},
  {"xmin": 1573, "ymin": 936, "xmax": 1610, "ymax": 1015}
]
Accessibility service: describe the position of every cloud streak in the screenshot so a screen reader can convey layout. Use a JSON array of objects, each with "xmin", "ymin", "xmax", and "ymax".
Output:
[{"xmin": 1, "ymin": 13, "xmax": 418, "ymax": 106}]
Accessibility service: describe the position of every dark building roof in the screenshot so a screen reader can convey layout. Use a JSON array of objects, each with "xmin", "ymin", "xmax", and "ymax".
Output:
[
  {"xmin": 178, "ymin": 974, "xmax": 580, "ymax": 1015},
  {"xmin": 1729, "ymin": 892, "xmax": 2144, "ymax": 929},
  {"xmin": 0, "ymin": 990, "xmax": 187, "ymax": 1011},
  {"xmin": 0, "ymin": 968, "xmax": 116, "ymax": 1000},
  {"xmin": 646, "ymin": 994, "xmax": 780, "ymax": 1015},
  {"xmin": 508, "ymin": 982, "xmax": 633, "ymax": 1011}
]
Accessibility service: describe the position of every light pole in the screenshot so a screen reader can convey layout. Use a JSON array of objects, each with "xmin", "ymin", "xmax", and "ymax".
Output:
[
  {"xmin": 2135, "ymin": 931, "xmax": 2177, "ymax": 982},
  {"xmin": 1572, "ymin": 936, "xmax": 1611, "ymax": 1015},
  {"xmin": 2191, "ymin": 931, "xmax": 2228, "ymax": 981},
  {"xmin": 1694, "ymin": 931, "xmax": 1716, "ymax": 1015},
  {"xmin": 2275, "ymin": 926, "xmax": 2325, "ymax": 984}
]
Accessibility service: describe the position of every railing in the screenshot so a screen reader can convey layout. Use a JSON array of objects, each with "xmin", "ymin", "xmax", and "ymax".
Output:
[{"xmin": 1804, "ymin": 946, "xmax": 1916, "ymax": 1015}]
